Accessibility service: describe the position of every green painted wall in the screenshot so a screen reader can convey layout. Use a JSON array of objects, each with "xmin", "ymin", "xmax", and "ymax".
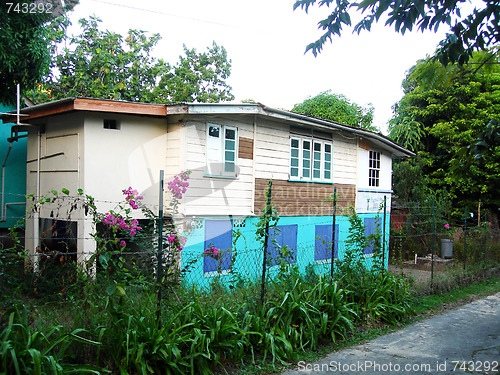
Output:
[{"xmin": 0, "ymin": 103, "xmax": 27, "ymax": 229}]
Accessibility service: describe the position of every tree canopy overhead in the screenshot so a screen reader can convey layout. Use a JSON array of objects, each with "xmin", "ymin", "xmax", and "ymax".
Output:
[
  {"xmin": 291, "ymin": 90, "xmax": 376, "ymax": 131},
  {"xmin": 27, "ymin": 16, "xmax": 234, "ymax": 105},
  {"xmin": 293, "ymin": 0, "xmax": 500, "ymax": 65},
  {"xmin": 388, "ymin": 50, "xmax": 500, "ymax": 215},
  {"xmin": 0, "ymin": 1, "xmax": 79, "ymax": 105}
]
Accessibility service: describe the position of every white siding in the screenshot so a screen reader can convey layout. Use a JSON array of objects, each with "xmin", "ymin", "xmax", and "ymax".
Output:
[
  {"xmin": 165, "ymin": 122, "xmax": 184, "ymax": 178},
  {"xmin": 332, "ymin": 134, "xmax": 357, "ymax": 185},
  {"xmin": 181, "ymin": 119, "xmax": 254, "ymax": 216},
  {"xmin": 26, "ymin": 113, "xmax": 83, "ymax": 197},
  {"xmin": 25, "ymin": 113, "xmax": 85, "ymax": 265},
  {"xmin": 254, "ymin": 120, "xmax": 289, "ymax": 180},
  {"xmin": 356, "ymin": 142, "xmax": 393, "ymax": 213}
]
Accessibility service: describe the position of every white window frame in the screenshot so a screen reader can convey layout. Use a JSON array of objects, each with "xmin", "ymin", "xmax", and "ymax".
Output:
[
  {"xmin": 206, "ymin": 123, "xmax": 238, "ymax": 177},
  {"xmin": 289, "ymin": 136, "xmax": 333, "ymax": 183},
  {"xmin": 368, "ymin": 150, "xmax": 381, "ymax": 187}
]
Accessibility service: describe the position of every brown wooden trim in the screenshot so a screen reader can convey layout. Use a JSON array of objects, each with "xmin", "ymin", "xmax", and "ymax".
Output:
[
  {"xmin": 2, "ymin": 100, "xmax": 76, "ymax": 122},
  {"xmin": 239, "ymin": 137, "xmax": 254, "ymax": 160},
  {"xmin": 254, "ymin": 178, "xmax": 355, "ymax": 216},
  {"xmin": 74, "ymin": 98, "xmax": 166, "ymax": 116},
  {"xmin": 358, "ymin": 137, "xmax": 372, "ymax": 151},
  {"xmin": 1, "ymin": 98, "xmax": 166, "ymax": 123}
]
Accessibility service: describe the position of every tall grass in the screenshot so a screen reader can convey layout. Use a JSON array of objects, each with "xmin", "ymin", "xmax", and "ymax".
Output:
[{"xmin": 0, "ymin": 264, "xmax": 414, "ymax": 374}]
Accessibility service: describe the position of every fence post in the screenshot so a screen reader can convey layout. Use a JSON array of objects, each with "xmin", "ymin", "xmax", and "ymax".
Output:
[
  {"xmin": 157, "ymin": 170, "xmax": 164, "ymax": 316},
  {"xmin": 330, "ymin": 186, "xmax": 337, "ymax": 279},
  {"xmin": 382, "ymin": 195, "xmax": 387, "ymax": 269},
  {"xmin": 483, "ymin": 211, "xmax": 488, "ymax": 264},
  {"xmin": 260, "ymin": 180, "xmax": 272, "ymax": 306},
  {"xmin": 431, "ymin": 197, "xmax": 435, "ymax": 282},
  {"xmin": 464, "ymin": 206, "xmax": 468, "ymax": 271}
]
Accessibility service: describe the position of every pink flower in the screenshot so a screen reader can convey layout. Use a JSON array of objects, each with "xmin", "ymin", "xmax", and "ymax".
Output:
[
  {"xmin": 204, "ymin": 245, "xmax": 221, "ymax": 259},
  {"xmin": 123, "ymin": 187, "xmax": 143, "ymax": 209},
  {"xmin": 444, "ymin": 224, "xmax": 450, "ymax": 230},
  {"xmin": 167, "ymin": 170, "xmax": 191, "ymax": 200},
  {"xmin": 120, "ymin": 240, "xmax": 126, "ymax": 247}
]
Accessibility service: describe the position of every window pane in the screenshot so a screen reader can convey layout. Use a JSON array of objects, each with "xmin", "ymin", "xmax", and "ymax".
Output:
[
  {"xmin": 303, "ymin": 159, "xmax": 310, "ymax": 168},
  {"xmin": 303, "ymin": 168, "xmax": 310, "ymax": 178},
  {"xmin": 225, "ymin": 162, "xmax": 235, "ymax": 173},
  {"xmin": 314, "ymin": 143, "xmax": 321, "ymax": 151},
  {"xmin": 368, "ymin": 150, "xmax": 381, "ymax": 187},
  {"xmin": 290, "ymin": 138, "xmax": 300, "ymax": 179},
  {"xmin": 225, "ymin": 139, "xmax": 235, "ymax": 151},
  {"xmin": 324, "ymin": 142, "xmax": 332, "ymax": 181},
  {"xmin": 209, "ymin": 126, "xmax": 220, "ymax": 138},
  {"xmin": 225, "ymin": 128, "xmax": 235, "ymax": 140},
  {"xmin": 303, "ymin": 141, "xmax": 310, "ymax": 150},
  {"xmin": 313, "ymin": 170, "xmax": 320, "ymax": 178},
  {"xmin": 303, "ymin": 150, "xmax": 310, "ymax": 159},
  {"xmin": 225, "ymin": 151, "xmax": 235, "ymax": 162}
]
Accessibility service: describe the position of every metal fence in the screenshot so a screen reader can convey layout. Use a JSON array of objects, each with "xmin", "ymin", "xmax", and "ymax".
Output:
[{"xmin": 1, "ymin": 190, "xmax": 499, "ymax": 303}]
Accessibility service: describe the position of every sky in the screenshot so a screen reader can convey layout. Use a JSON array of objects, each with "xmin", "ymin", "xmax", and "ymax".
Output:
[{"xmin": 65, "ymin": 0, "xmax": 449, "ymax": 134}]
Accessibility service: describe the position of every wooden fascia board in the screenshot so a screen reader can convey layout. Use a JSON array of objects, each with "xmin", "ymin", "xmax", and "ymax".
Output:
[
  {"xmin": 1, "ymin": 98, "xmax": 166, "ymax": 123},
  {"xmin": 73, "ymin": 98, "xmax": 167, "ymax": 116},
  {"xmin": 1, "ymin": 100, "xmax": 76, "ymax": 123}
]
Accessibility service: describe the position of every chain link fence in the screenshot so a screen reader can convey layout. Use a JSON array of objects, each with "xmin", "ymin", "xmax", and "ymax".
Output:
[{"xmin": 1, "ymin": 192, "xmax": 499, "ymax": 303}]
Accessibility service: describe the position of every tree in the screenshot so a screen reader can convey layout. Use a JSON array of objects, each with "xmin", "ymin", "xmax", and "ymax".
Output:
[
  {"xmin": 0, "ymin": 1, "xmax": 78, "ymax": 104},
  {"xmin": 293, "ymin": 0, "xmax": 500, "ymax": 65},
  {"xmin": 28, "ymin": 16, "xmax": 234, "ymax": 104},
  {"xmin": 389, "ymin": 51, "xmax": 500, "ymax": 216},
  {"xmin": 291, "ymin": 90, "xmax": 376, "ymax": 131}
]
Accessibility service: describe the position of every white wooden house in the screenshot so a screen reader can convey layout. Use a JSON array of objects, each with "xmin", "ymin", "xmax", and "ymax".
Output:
[{"xmin": 1, "ymin": 98, "xmax": 412, "ymax": 282}]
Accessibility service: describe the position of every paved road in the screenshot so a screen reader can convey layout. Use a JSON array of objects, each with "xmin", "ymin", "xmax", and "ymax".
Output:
[{"xmin": 282, "ymin": 293, "xmax": 500, "ymax": 374}]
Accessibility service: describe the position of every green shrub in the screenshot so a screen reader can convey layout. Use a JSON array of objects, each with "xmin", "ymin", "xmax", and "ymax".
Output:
[{"xmin": 0, "ymin": 305, "xmax": 103, "ymax": 375}]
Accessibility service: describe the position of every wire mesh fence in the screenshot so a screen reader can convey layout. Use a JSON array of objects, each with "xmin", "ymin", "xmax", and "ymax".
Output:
[{"xmin": 1, "ymin": 191, "xmax": 499, "ymax": 305}]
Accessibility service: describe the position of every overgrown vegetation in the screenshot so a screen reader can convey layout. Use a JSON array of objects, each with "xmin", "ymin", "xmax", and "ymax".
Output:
[
  {"xmin": 0, "ymin": 186, "xmax": 420, "ymax": 374},
  {"xmin": 1, "ymin": 182, "xmax": 498, "ymax": 374}
]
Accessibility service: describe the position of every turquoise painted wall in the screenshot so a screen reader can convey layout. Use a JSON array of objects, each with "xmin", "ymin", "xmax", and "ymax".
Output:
[
  {"xmin": 0, "ymin": 103, "xmax": 27, "ymax": 229},
  {"xmin": 180, "ymin": 213, "xmax": 391, "ymax": 289}
]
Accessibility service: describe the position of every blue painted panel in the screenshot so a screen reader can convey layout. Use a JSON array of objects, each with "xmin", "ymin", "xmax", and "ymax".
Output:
[
  {"xmin": 0, "ymin": 103, "xmax": 27, "ymax": 229},
  {"xmin": 314, "ymin": 224, "xmax": 339, "ymax": 261},
  {"xmin": 363, "ymin": 217, "xmax": 377, "ymax": 254},
  {"xmin": 267, "ymin": 224, "xmax": 297, "ymax": 266},
  {"xmin": 203, "ymin": 220, "xmax": 232, "ymax": 273}
]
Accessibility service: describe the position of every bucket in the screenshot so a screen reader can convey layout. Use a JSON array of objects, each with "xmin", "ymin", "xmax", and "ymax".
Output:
[{"xmin": 441, "ymin": 239, "xmax": 453, "ymax": 259}]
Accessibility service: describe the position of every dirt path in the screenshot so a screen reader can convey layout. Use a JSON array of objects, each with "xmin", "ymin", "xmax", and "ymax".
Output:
[{"xmin": 388, "ymin": 264, "xmax": 432, "ymax": 285}]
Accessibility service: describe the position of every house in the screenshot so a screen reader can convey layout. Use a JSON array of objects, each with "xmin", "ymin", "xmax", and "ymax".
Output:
[{"xmin": 1, "ymin": 98, "xmax": 412, "ymax": 286}]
